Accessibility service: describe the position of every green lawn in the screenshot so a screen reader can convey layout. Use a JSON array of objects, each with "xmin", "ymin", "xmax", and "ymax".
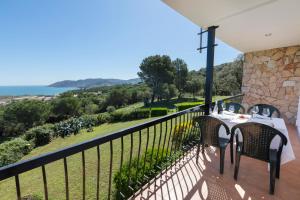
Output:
[{"xmin": 0, "ymin": 117, "xmax": 179, "ymax": 200}]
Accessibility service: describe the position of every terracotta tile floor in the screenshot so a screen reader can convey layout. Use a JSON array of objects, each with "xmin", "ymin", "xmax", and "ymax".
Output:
[{"xmin": 133, "ymin": 125, "xmax": 300, "ymax": 200}]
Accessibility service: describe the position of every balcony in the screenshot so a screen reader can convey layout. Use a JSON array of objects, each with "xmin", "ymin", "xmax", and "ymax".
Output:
[
  {"xmin": 0, "ymin": 95, "xmax": 299, "ymax": 200},
  {"xmin": 133, "ymin": 124, "xmax": 300, "ymax": 200}
]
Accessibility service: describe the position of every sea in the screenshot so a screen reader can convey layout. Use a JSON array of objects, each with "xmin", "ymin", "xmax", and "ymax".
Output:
[{"xmin": 0, "ymin": 86, "xmax": 77, "ymax": 96}]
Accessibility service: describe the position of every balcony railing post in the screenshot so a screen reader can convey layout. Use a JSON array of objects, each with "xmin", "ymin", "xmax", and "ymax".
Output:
[{"xmin": 204, "ymin": 26, "xmax": 218, "ymax": 115}]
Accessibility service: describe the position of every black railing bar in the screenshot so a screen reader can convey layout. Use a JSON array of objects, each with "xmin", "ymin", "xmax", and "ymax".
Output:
[
  {"xmin": 41, "ymin": 165, "xmax": 48, "ymax": 200},
  {"xmin": 15, "ymin": 175, "xmax": 21, "ymax": 200},
  {"xmin": 96, "ymin": 146, "xmax": 100, "ymax": 200},
  {"xmin": 82, "ymin": 151, "xmax": 86, "ymax": 200},
  {"xmin": 63, "ymin": 157, "xmax": 69, "ymax": 200},
  {"xmin": 108, "ymin": 140, "xmax": 113, "ymax": 200}
]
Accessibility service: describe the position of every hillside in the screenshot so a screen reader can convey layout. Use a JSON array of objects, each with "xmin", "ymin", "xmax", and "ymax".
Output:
[{"xmin": 49, "ymin": 78, "xmax": 141, "ymax": 88}]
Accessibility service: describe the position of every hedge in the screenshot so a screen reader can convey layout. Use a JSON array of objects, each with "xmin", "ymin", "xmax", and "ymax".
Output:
[
  {"xmin": 175, "ymin": 101, "xmax": 204, "ymax": 111},
  {"xmin": 0, "ymin": 138, "xmax": 33, "ymax": 167},
  {"xmin": 110, "ymin": 109, "xmax": 150, "ymax": 122},
  {"xmin": 150, "ymin": 107, "xmax": 168, "ymax": 117}
]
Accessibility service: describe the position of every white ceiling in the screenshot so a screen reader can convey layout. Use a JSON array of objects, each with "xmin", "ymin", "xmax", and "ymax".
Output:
[{"xmin": 162, "ymin": 0, "xmax": 300, "ymax": 52}]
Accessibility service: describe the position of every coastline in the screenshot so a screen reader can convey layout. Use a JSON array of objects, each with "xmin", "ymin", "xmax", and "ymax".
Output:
[{"xmin": 0, "ymin": 95, "xmax": 55, "ymax": 105}]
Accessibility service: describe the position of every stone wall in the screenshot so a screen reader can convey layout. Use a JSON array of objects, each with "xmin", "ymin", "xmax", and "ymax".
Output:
[{"xmin": 242, "ymin": 45, "xmax": 300, "ymax": 124}]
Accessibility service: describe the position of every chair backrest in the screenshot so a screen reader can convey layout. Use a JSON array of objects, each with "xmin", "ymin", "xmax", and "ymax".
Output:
[
  {"xmin": 193, "ymin": 116, "xmax": 230, "ymax": 147},
  {"xmin": 247, "ymin": 104, "xmax": 281, "ymax": 118},
  {"xmin": 225, "ymin": 102, "xmax": 245, "ymax": 114},
  {"xmin": 231, "ymin": 122, "xmax": 287, "ymax": 162}
]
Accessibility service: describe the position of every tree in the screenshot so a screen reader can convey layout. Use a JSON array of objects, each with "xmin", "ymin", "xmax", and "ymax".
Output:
[
  {"xmin": 138, "ymin": 55, "xmax": 175, "ymax": 103},
  {"xmin": 51, "ymin": 96, "xmax": 81, "ymax": 120},
  {"xmin": 173, "ymin": 58, "xmax": 188, "ymax": 98},
  {"xmin": 1, "ymin": 100, "xmax": 51, "ymax": 135},
  {"xmin": 185, "ymin": 78, "xmax": 203, "ymax": 99},
  {"xmin": 158, "ymin": 84, "xmax": 178, "ymax": 101}
]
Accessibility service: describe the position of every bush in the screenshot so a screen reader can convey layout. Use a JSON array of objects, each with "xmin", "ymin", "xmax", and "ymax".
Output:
[
  {"xmin": 175, "ymin": 101, "xmax": 204, "ymax": 111},
  {"xmin": 110, "ymin": 109, "xmax": 150, "ymax": 122},
  {"xmin": 24, "ymin": 124, "xmax": 55, "ymax": 147},
  {"xmin": 114, "ymin": 148, "xmax": 171, "ymax": 198},
  {"xmin": 54, "ymin": 120, "xmax": 75, "ymax": 138},
  {"xmin": 150, "ymin": 107, "xmax": 168, "ymax": 117},
  {"xmin": 97, "ymin": 113, "xmax": 111, "ymax": 124},
  {"xmin": 133, "ymin": 109, "xmax": 150, "ymax": 119},
  {"xmin": 79, "ymin": 115, "xmax": 98, "ymax": 132},
  {"xmin": 106, "ymin": 106, "xmax": 116, "ymax": 113},
  {"xmin": 0, "ymin": 138, "xmax": 33, "ymax": 167},
  {"xmin": 172, "ymin": 121, "xmax": 199, "ymax": 150}
]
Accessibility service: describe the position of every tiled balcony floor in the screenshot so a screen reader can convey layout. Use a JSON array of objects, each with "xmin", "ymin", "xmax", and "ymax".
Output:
[{"xmin": 133, "ymin": 125, "xmax": 300, "ymax": 200}]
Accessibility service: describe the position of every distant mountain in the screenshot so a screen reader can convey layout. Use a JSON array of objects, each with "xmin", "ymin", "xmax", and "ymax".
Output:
[{"xmin": 49, "ymin": 78, "xmax": 141, "ymax": 88}]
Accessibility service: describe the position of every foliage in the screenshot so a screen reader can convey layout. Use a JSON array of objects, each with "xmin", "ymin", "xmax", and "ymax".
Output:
[
  {"xmin": 185, "ymin": 78, "xmax": 204, "ymax": 98},
  {"xmin": 114, "ymin": 149, "xmax": 171, "ymax": 198},
  {"xmin": 138, "ymin": 55, "xmax": 175, "ymax": 103},
  {"xmin": 0, "ymin": 138, "xmax": 33, "ymax": 167},
  {"xmin": 158, "ymin": 84, "xmax": 178, "ymax": 101},
  {"xmin": 172, "ymin": 121, "xmax": 199, "ymax": 150},
  {"xmin": 51, "ymin": 96, "xmax": 82, "ymax": 121},
  {"xmin": 54, "ymin": 119, "xmax": 78, "ymax": 138},
  {"xmin": 175, "ymin": 101, "xmax": 204, "ymax": 111},
  {"xmin": 24, "ymin": 124, "xmax": 55, "ymax": 147},
  {"xmin": 110, "ymin": 109, "xmax": 150, "ymax": 122},
  {"xmin": 106, "ymin": 106, "xmax": 116, "ymax": 113},
  {"xmin": 1, "ymin": 100, "xmax": 51, "ymax": 136},
  {"xmin": 79, "ymin": 115, "xmax": 98, "ymax": 132},
  {"xmin": 173, "ymin": 58, "xmax": 188, "ymax": 98},
  {"xmin": 150, "ymin": 107, "xmax": 168, "ymax": 117}
]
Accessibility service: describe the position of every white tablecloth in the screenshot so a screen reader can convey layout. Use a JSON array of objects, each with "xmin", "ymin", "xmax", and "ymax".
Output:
[{"xmin": 211, "ymin": 112, "xmax": 296, "ymax": 165}]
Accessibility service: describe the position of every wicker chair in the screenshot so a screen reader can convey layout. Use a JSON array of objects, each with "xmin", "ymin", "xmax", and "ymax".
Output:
[
  {"xmin": 231, "ymin": 122, "xmax": 287, "ymax": 194},
  {"xmin": 247, "ymin": 104, "xmax": 281, "ymax": 118},
  {"xmin": 194, "ymin": 116, "xmax": 232, "ymax": 174}
]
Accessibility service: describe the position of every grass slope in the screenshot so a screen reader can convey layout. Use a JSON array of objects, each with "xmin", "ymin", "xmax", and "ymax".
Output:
[{"xmin": 0, "ymin": 118, "xmax": 162, "ymax": 200}]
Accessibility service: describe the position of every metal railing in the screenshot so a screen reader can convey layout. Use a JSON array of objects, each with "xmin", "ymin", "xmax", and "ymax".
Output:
[{"xmin": 0, "ymin": 94, "xmax": 243, "ymax": 200}]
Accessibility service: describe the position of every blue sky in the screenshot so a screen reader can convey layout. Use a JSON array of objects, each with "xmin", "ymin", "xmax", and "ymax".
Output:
[{"xmin": 0, "ymin": 0, "xmax": 240, "ymax": 85}]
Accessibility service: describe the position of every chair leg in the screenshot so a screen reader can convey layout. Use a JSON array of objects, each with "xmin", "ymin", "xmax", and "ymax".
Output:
[
  {"xmin": 220, "ymin": 148, "xmax": 225, "ymax": 174},
  {"xmin": 270, "ymin": 161, "xmax": 276, "ymax": 195},
  {"xmin": 230, "ymin": 141, "xmax": 233, "ymax": 164},
  {"xmin": 196, "ymin": 142, "xmax": 201, "ymax": 163},
  {"xmin": 234, "ymin": 152, "xmax": 241, "ymax": 180},
  {"xmin": 276, "ymin": 158, "xmax": 281, "ymax": 179},
  {"xmin": 201, "ymin": 144, "xmax": 205, "ymax": 154}
]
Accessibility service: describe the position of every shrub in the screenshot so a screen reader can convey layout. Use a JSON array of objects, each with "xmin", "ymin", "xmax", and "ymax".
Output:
[
  {"xmin": 110, "ymin": 109, "xmax": 150, "ymax": 122},
  {"xmin": 133, "ymin": 109, "xmax": 150, "ymax": 119},
  {"xmin": 150, "ymin": 107, "xmax": 168, "ymax": 117},
  {"xmin": 172, "ymin": 121, "xmax": 199, "ymax": 150},
  {"xmin": 54, "ymin": 120, "xmax": 74, "ymax": 138},
  {"xmin": 0, "ymin": 138, "xmax": 33, "ymax": 167},
  {"xmin": 79, "ymin": 115, "xmax": 98, "ymax": 132},
  {"xmin": 97, "ymin": 113, "xmax": 111, "ymax": 124},
  {"xmin": 110, "ymin": 111, "xmax": 124, "ymax": 122},
  {"xmin": 114, "ymin": 148, "xmax": 171, "ymax": 198},
  {"xmin": 106, "ymin": 106, "xmax": 116, "ymax": 113},
  {"xmin": 24, "ymin": 124, "xmax": 55, "ymax": 147},
  {"xmin": 175, "ymin": 101, "xmax": 204, "ymax": 111}
]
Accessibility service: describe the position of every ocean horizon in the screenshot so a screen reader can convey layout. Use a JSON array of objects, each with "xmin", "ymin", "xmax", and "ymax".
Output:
[{"xmin": 0, "ymin": 86, "xmax": 77, "ymax": 96}]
